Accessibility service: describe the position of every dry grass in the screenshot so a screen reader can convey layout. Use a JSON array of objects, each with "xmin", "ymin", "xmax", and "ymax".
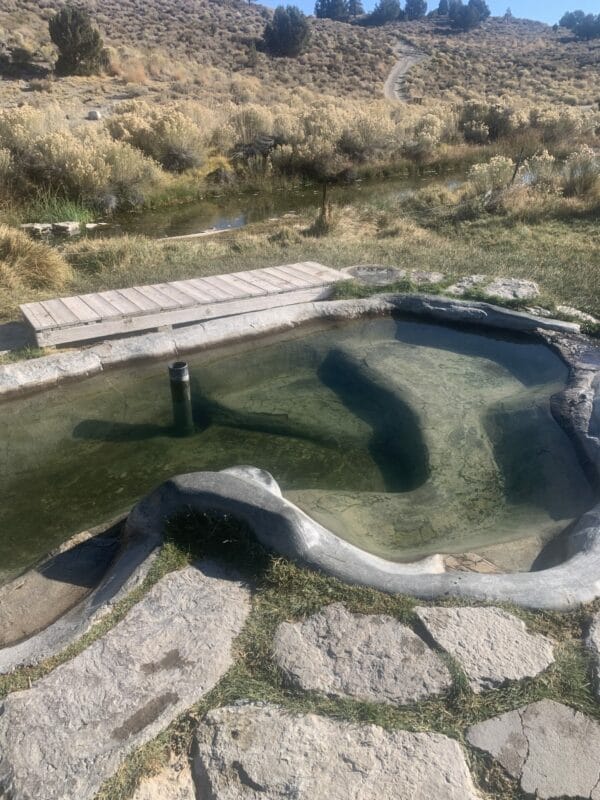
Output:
[
  {"xmin": 1, "ymin": 2, "xmax": 599, "ymax": 112},
  {"xmin": 399, "ymin": 17, "xmax": 600, "ymax": 107},
  {"xmin": 0, "ymin": 224, "xmax": 71, "ymax": 290}
]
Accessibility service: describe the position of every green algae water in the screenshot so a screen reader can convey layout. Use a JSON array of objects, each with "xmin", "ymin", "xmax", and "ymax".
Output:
[{"xmin": 0, "ymin": 317, "xmax": 595, "ymax": 584}]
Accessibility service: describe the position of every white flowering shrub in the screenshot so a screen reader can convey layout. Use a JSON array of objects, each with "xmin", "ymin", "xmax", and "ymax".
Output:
[
  {"xmin": 524, "ymin": 150, "xmax": 557, "ymax": 191},
  {"xmin": 562, "ymin": 145, "xmax": 599, "ymax": 197},
  {"xmin": 468, "ymin": 156, "xmax": 515, "ymax": 193}
]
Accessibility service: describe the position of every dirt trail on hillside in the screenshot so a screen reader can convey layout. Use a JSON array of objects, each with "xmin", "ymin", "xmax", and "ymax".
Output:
[{"xmin": 383, "ymin": 46, "xmax": 428, "ymax": 101}]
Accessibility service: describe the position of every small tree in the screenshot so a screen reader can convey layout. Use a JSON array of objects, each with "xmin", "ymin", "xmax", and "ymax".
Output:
[
  {"xmin": 49, "ymin": 5, "xmax": 106, "ymax": 76},
  {"xmin": 314, "ymin": 0, "xmax": 350, "ymax": 20},
  {"xmin": 348, "ymin": 0, "xmax": 365, "ymax": 17},
  {"xmin": 449, "ymin": 0, "xmax": 490, "ymax": 30},
  {"xmin": 368, "ymin": 0, "xmax": 403, "ymax": 25},
  {"xmin": 405, "ymin": 0, "xmax": 427, "ymax": 18},
  {"xmin": 262, "ymin": 6, "xmax": 311, "ymax": 57},
  {"xmin": 438, "ymin": 0, "xmax": 449, "ymax": 13},
  {"xmin": 559, "ymin": 10, "xmax": 600, "ymax": 39}
]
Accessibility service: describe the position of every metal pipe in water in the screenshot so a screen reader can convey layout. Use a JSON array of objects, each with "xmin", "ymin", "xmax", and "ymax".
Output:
[{"xmin": 169, "ymin": 361, "xmax": 194, "ymax": 436}]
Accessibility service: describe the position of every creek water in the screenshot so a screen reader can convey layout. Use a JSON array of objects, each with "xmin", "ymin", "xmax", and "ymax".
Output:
[
  {"xmin": 107, "ymin": 171, "xmax": 460, "ymax": 239},
  {"xmin": 0, "ymin": 316, "xmax": 594, "ymax": 585}
]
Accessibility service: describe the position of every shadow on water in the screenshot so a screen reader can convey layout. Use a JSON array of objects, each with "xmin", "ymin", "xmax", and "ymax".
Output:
[
  {"xmin": 484, "ymin": 403, "xmax": 595, "ymax": 520},
  {"xmin": 317, "ymin": 349, "xmax": 429, "ymax": 493},
  {"xmin": 35, "ymin": 524, "xmax": 121, "ymax": 589},
  {"xmin": 73, "ymin": 385, "xmax": 353, "ymax": 452}
]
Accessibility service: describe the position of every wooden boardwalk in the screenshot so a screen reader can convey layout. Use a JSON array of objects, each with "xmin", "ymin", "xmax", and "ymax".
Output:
[{"xmin": 21, "ymin": 262, "xmax": 346, "ymax": 347}]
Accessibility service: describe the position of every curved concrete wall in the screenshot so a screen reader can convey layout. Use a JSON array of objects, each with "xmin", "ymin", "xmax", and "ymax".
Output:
[{"xmin": 0, "ymin": 294, "xmax": 598, "ymax": 671}]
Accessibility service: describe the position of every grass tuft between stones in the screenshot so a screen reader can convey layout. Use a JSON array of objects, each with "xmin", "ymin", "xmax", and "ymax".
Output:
[{"xmin": 1, "ymin": 510, "xmax": 598, "ymax": 800}]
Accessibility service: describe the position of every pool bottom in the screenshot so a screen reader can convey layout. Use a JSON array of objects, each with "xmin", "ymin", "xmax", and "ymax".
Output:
[{"xmin": 0, "ymin": 314, "xmax": 595, "ymax": 584}]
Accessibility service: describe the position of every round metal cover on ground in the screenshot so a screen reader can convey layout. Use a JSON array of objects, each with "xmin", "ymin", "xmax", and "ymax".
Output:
[{"xmin": 342, "ymin": 265, "xmax": 406, "ymax": 286}]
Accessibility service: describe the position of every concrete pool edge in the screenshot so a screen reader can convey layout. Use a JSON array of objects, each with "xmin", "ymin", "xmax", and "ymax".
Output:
[
  {"xmin": 0, "ymin": 294, "xmax": 599, "ymax": 671},
  {"xmin": 0, "ymin": 294, "xmax": 582, "ymax": 400}
]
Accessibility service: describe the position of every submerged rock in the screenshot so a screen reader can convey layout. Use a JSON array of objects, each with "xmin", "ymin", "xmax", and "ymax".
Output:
[
  {"xmin": 194, "ymin": 704, "xmax": 482, "ymax": 799},
  {"xmin": 273, "ymin": 602, "xmax": 453, "ymax": 705}
]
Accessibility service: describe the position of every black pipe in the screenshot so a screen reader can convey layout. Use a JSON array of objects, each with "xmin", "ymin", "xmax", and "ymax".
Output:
[{"xmin": 169, "ymin": 361, "xmax": 194, "ymax": 437}]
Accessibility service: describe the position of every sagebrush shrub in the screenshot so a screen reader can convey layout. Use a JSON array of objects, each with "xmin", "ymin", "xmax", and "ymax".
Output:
[
  {"xmin": 468, "ymin": 156, "xmax": 515, "ymax": 193},
  {"xmin": 108, "ymin": 105, "xmax": 205, "ymax": 171},
  {"xmin": 562, "ymin": 145, "xmax": 599, "ymax": 197}
]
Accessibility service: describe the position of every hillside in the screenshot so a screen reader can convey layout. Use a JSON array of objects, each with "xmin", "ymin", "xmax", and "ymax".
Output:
[
  {"xmin": 0, "ymin": 0, "xmax": 398, "ymax": 104},
  {"xmin": 0, "ymin": 0, "xmax": 599, "ymax": 111},
  {"xmin": 399, "ymin": 17, "xmax": 600, "ymax": 106}
]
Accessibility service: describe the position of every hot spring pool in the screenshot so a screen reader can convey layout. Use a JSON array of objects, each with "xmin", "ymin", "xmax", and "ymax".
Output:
[{"xmin": 0, "ymin": 316, "xmax": 595, "ymax": 584}]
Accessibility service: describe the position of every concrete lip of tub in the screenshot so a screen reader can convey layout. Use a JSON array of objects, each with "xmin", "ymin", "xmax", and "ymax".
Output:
[{"xmin": 0, "ymin": 293, "xmax": 598, "ymax": 672}]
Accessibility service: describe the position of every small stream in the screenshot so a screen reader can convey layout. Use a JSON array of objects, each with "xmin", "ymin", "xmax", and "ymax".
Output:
[{"xmin": 103, "ymin": 171, "xmax": 462, "ymax": 240}]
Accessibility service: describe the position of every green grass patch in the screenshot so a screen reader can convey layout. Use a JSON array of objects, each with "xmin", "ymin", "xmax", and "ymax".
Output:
[
  {"xmin": 2, "ymin": 508, "xmax": 596, "ymax": 799},
  {"xmin": 71, "ymin": 510, "xmax": 600, "ymax": 800},
  {"xmin": 19, "ymin": 192, "xmax": 97, "ymax": 225}
]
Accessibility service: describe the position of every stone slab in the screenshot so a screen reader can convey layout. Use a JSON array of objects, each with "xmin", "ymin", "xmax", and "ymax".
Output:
[
  {"xmin": 557, "ymin": 305, "xmax": 599, "ymax": 324},
  {"xmin": 132, "ymin": 757, "xmax": 196, "ymax": 800},
  {"xmin": 447, "ymin": 275, "xmax": 540, "ymax": 301},
  {"xmin": 415, "ymin": 606, "xmax": 555, "ymax": 691},
  {"xmin": 273, "ymin": 602, "xmax": 452, "ymax": 705},
  {"xmin": 194, "ymin": 704, "xmax": 482, "ymax": 799},
  {"xmin": 467, "ymin": 699, "xmax": 600, "ymax": 799},
  {"xmin": 0, "ymin": 563, "xmax": 250, "ymax": 800}
]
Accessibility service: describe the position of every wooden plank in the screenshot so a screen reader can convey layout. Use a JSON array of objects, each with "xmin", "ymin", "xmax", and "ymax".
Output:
[
  {"xmin": 302, "ymin": 261, "xmax": 343, "ymax": 280},
  {"xmin": 35, "ymin": 285, "xmax": 336, "ymax": 347},
  {"xmin": 118, "ymin": 287, "xmax": 161, "ymax": 312},
  {"xmin": 133, "ymin": 285, "xmax": 181, "ymax": 310},
  {"xmin": 20, "ymin": 302, "xmax": 58, "ymax": 331},
  {"xmin": 263, "ymin": 266, "xmax": 308, "ymax": 288},
  {"xmin": 183, "ymin": 279, "xmax": 225, "ymax": 301},
  {"xmin": 243, "ymin": 269, "xmax": 293, "ymax": 291},
  {"xmin": 286, "ymin": 262, "xmax": 332, "ymax": 280},
  {"xmin": 101, "ymin": 290, "xmax": 144, "ymax": 316},
  {"xmin": 152, "ymin": 283, "xmax": 196, "ymax": 307},
  {"xmin": 61, "ymin": 295, "xmax": 101, "ymax": 324},
  {"xmin": 212, "ymin": 273, "xmax": 265, "ymax": 298},
  {"xmin": 238, "ymin": 271, "xmax": 287, "ymax": 294},
  {"xmin": 274, "ymin": 263, "xmax": 324, "ymax": 285},
  {"xmin": 40, "ymin": 299, "xmax": 79, "ymax": 326},
  {"xmin": 79, "ymin": 293, "xmax": 123, "ymax": 320},
  {"xmin": 171, "ymin": 280, "xmax": 217, "ymax": 304},
  {"xmin": 200, "ymin": 275, "xmax": 241, "ymax": 298},
  {"xmin": 21, "ymin": 263, "xmax": 343, "ymax": 346}
]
